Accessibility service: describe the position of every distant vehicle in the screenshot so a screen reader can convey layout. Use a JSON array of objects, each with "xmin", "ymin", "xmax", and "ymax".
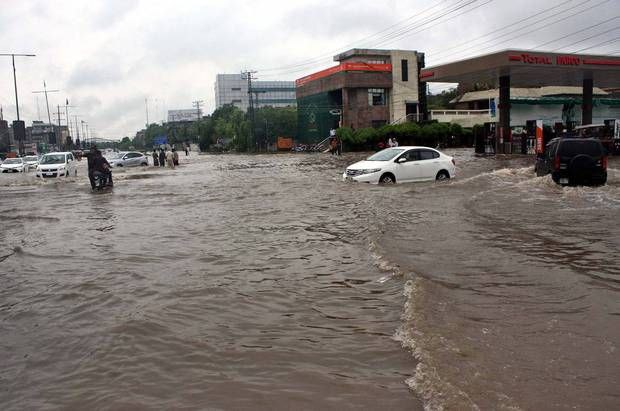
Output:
[
  {"xmin": 107, "ymin": 151, "xmax": 148, "ymax": 167},
  {"xmin": 572, "ymin": 122, "xmax": 618, "ymax": 154},
  {"xmin": 535, "ymin": 138, "xmax": 607, "ymax": 186},
  {"xmin": 36, "ymin": 152, "xmax": 78, "ymax": 178},
  {"xmin": 343, "ymin": 146, "xmax": 456, "ymax": 184},
  {"xmin": 22, "ymin": 155, "xmax": 39, "ymax": 170},
  {"xmin": 1, "ymin": 157, "xmax": 27, "ymax": 173}
]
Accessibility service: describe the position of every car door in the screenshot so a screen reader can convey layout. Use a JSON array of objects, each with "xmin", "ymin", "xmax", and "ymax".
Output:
[
  {"xmin": 418, "ymin": 149, "xmax": 440, "ymax": 180},
  {"xmin": 122, "ymin": 153, "xmax": 133, "ymax": 166},
  {"xmin": 394, "ymin": 149, "xmax": 422, "ymax": 182},
  {"xmin": 130, "ymin": 153, "xmax": 141, "ymax": 166}
]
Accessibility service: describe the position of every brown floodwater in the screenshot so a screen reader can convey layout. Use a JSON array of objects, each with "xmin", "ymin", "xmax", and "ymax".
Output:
[{"xmin": 0, "ymin": 150, "xmax": 618, "ymax": 410}]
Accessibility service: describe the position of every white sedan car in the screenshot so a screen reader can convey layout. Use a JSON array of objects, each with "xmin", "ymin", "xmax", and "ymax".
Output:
[
  {"xmin": 343, "ymin": 146, "xmax": 456, "ymax": 184},
  {"xmin": 1, "ymin": 157, "xmax": 27, "ymax": 173}
]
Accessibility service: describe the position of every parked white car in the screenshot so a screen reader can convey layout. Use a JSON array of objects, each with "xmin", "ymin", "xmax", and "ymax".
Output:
[
  {"xmin": 343, "ymin": 146, "xmax": 456, "ymax": 184},
  {"xmin": 1, "ymin": 157, "xmax": 27, "ymax": 173},
  {"xmin": 22, "ymin": 155, "xmax": 40, "ymax": 171},
  {"xmin": 36, "ymin": 152, "xmax": 78, "ymax": 178},
  {"xmin": 107, "ymin": 151, "xmax": 148, "ymax": 168}
]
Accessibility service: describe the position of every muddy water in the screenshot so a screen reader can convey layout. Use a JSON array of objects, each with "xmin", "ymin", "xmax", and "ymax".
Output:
[{"xmin": 0, "ymin": 151, "xmax": 618, "ymax": 410}]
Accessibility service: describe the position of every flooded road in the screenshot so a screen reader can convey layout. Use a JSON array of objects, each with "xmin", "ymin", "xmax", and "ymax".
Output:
[{"xmin": 1, "ymin": 151, "xmax": 618, "ymax": 410}]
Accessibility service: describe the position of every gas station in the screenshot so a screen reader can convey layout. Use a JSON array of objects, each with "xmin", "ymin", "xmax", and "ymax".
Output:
[{"xmin": 420, "ymin": 49, "xmax": 620, "ymax": 154}]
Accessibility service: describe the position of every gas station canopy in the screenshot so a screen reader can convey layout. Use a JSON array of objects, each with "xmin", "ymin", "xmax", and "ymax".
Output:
[{"xmin": 419, "ymin": 49, "xmax": 620, "ymax": 88}]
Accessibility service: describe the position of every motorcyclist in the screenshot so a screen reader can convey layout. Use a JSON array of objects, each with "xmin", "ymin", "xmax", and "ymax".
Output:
[{"xmin": 92, "ymin": 149, "xmax": 113, "ymax": 187}]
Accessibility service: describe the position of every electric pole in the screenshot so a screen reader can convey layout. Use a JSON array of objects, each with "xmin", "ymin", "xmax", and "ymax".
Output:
[
  {"xmin": 32, "ymin": 81, "xmax": 59, "ymax": 125},
  {"xmin": 241, "ymin": 70, "xmax": 257, "ymax": 152},
  {"xmin": 145, "ymin": 98, "xmax": 149, "ymax": 127},
  {"xmin": 192, "ymin": 99, "xmax": 203, "ymax": 120},
  {"xmin": 74, "ymin": 115, "xmax": 81, "ymax": 148},
  {"xmin": 64, "ymin": 99, "xmax": 76, "ymax": 140},
  {"xmin": 55, "ymin": 104, "xmax": 64, "ymax": 149},
  {"xmin": 1, "ymin": 53, "xmax": 35, "ymax": 153}
]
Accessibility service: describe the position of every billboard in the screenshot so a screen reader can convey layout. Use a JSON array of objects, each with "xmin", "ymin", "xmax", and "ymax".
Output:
[{"xmin": 167, "ymin": 109, "xmax": 200, "ymax": 122}]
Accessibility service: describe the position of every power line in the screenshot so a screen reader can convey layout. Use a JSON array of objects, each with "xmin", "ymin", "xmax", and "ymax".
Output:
[
  {"xmin": 429, "ymin": 0, "xmax": 600, "ymax": 64},
  {"xmin": 552, "ymin": 24, "xmax": 620, "ymax": 52},
  {"xmin": 572, "ymin": 36, "xmax": 620, "ymax": 53},
  {"xmin": 365, "ymin": 0, "xmax": 493, "ymax": 50},
  {"xmin": 432, "ymin": 0, "xmax": 576, "ymax": 59},
  {"xmin": 260, "ymin": 0, "xmax": 485, "ymax": 78},
  {"xmin": 532, "ymin": 15, "xmax": 619, "ymax": 50},
  {"xmin": 257, "ymin": 0, "xmax": 457, "ymax": 73}
]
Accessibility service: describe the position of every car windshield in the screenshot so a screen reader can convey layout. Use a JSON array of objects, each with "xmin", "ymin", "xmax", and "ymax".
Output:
[
  {"xmin": 4, "ymin": 158, "xmax": 22, "ymax": 164},
  {"xmin": 24, "ymin": 156, "xmax": 38, "ymax": 162},
  {"xmin": 366, "ymin": 148, "xmax": 405, "ymax": 161},
  {"xmin": 106, "ymin": 152, "xmax": 122, "ymax": 159},
  {"xmin": 560, "ymin": 140, "xmax": 602, "ymax": 157},
  {"xmin": 40, "ymin": 155, "xmax": 66, "ymax": 164}
]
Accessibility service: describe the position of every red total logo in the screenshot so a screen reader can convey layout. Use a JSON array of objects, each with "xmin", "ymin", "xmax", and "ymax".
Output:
[{"xmin": 510, "ymin": 54, "xmax": 552, "ymax": 65}]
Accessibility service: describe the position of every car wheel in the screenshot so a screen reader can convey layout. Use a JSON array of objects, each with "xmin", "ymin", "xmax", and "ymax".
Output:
[
  {"xmin": 379, "ymin": 173, "xmax": 396, "ymax": 184},
  {"xmin": 141, "ymin": 162, "xmax": 148, "ymax": 166},
  {"xmin": 436, "ymin": 170, "xmax": 450, "ymax": 181}
]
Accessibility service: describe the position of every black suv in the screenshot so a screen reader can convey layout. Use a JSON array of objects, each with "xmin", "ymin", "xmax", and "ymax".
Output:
[{"xmin": 535, "ymin": 138, "xmax": 607, "ymax": 186}]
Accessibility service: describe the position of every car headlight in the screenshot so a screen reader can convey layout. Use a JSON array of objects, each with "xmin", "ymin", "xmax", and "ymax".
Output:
[{"xmin": 360, "ymin": 168, "xmax": 381, "ymax": 175}]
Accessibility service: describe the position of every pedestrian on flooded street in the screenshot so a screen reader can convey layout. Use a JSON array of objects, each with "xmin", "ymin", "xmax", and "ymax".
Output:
[
  {"xmin": 166, "ymin": 148, "xmax": 175, "ymax": 169},
  {"xmin": 185, "ymin": 146, "xmax": 189, "ymax": 156},
  {"xmin": 158, "ymin": 148, "xmax": 165, "ymax": 168},
  {"xmin": 172, "ymin": 148, "xmax": 179, "ymax": 166},
  {"xmin": 152, "ymin": 149, "xmax": 159, "ymax": 167}
]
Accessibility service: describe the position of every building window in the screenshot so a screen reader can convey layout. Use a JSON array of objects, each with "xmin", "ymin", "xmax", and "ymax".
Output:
[
  {"xmin": 368, "ymin": 60, "xmax": 385, "ymax": 64},
  {"xmin": 232, "ymin": 99, "xmax": 242, "ymax": 104},
  {"xmin": 231, "ymin": 87, "xmax": 241, "ymax": 91},
  {"xmin": 368, "ymin": 88, "xmax": 386, "ymax": 106},
  {"xmin": 401, "ymin": 59, "xmax": 408, "ymax": 82}
]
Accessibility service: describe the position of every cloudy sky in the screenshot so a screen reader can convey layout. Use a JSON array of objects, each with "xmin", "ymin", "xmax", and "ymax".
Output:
[{"xmin": 0, "ymin": 0, "xmax": 617, "ymax": 139}]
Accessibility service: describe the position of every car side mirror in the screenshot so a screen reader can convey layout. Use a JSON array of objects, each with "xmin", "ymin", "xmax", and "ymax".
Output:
[{"xmin": 397, "ymin": 157, "xmax": 407, "ymax": 163}]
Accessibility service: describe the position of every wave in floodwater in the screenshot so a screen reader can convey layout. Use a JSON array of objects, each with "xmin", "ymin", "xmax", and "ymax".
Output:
[
  {"xmin": 376, "ymin": 155, "xmax": 620, "ymax": 410},
  {"xmin": 1, "ymin": 151, "xmax": 618, "ymax": 410}
]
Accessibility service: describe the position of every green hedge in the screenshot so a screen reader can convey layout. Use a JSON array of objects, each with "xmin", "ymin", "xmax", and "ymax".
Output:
[{"xmin": 336, "ymin": 122, "xmax": 467, "ymax": 151}]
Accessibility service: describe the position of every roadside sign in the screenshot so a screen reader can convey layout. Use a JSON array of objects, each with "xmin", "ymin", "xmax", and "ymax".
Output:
[{"xmin": 535, "ymin": 120, "xmax": 544, "ymax": 154}]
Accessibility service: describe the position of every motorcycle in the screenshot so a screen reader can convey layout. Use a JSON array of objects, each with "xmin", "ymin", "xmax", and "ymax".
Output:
[{"xmin": 92, "ymin": 170, "xmax": 113, "ymax": 191}]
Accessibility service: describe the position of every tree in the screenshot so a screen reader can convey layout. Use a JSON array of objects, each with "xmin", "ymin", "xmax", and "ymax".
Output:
[{"xmin": 428, "ymin": 88, "xmax": 458, "ymax": 110}]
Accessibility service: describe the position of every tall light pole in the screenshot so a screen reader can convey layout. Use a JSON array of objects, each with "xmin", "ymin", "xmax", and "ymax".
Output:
[
  {"xmin": 64, "ymin": 99, "xmax": 76, "ymax": 140},
  {"xmin": 0, "ymin": 53, "xmax": 36, "ymax": 121},
  {"xmin": 32, "ymin": 81, "xmax": 59, "ymax": 125},
  {"xmin": 1, "ymin": 53, "xmax": 35, "ymax": 153}
]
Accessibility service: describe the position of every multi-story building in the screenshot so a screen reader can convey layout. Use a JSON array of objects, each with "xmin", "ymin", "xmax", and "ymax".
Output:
[
  {"xmin": 295, "ymin": 48, "xmax": 427, "ymax": 142},
  {"xmin": 214, "ymin": 74, "xmax": 296, "ymax": 112}
]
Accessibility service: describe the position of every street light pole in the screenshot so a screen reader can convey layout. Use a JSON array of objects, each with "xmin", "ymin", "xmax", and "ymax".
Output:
[
  {"xmin": 0, "ymin": 53, "xmax": 36, "ymax": 121},
  {"xmin": 32, "ymin": 81, "xmax": 59, "ymax": 125},
  {"xmin": 1, "ymin": 53, "xmax": 35, "ymax": 153}
]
